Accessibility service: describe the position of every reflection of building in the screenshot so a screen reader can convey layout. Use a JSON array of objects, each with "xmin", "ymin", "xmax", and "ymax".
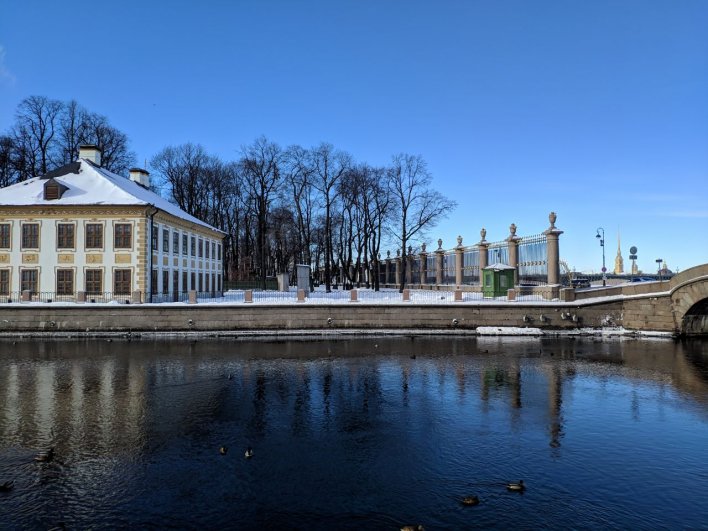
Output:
[
  {"xmin": 0, "ymin": 145, "xmax": 224, "ymax": 300},
  {"xmin": 614, "ymin": 232, "xmax": 624, "ymax": 274}
]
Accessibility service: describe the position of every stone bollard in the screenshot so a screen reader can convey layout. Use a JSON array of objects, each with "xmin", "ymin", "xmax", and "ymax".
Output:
[
  {"xmin": 350, "ymin": 289, "xmax": 358, "ymax": 302},
  {"xmin": 77, "ymin": 291, "xmax": 86, "ymax": 303},
  {"xmin": 188, "ymin": 290, "xmax": 198, "ymax": 304},
  {"xmin": 131, "ymin": 290, "xmax": 143, "ymax": 304},
  {"xmin": 560, "ymin": 288, "xmax": 576, "ymax": 302},
  {"xmin": 402, "ymin": 288, "xmax": 410, "ymax": 302},
  {"xmin": 21, "ymin": 289, "xmax": 31, "ymax": 302},
  {"xmin": 507, "ymin": 289, "xmax": 516, "ymax": 301},
  {"xmin": 454, "ymin": 289, "xmax": 463, "ymax": 302},
  {"xmin": 297, "ymin": 289, "xmax": 306, "ymax": 302},
  {"xmin": 244, "ymin": 290, "xmax": 253, "ymax": 303}
]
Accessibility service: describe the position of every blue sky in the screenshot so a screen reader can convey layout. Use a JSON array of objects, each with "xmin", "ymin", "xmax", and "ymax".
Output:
[{"xmin": 1, "ymin": 0, "xmax": 707, "ymax": 273}]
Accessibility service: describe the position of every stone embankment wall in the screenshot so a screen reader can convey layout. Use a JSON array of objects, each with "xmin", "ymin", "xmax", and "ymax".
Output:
[{"xmin": 0, "ymin": 300, "xmax": 629, "ymax": 334}]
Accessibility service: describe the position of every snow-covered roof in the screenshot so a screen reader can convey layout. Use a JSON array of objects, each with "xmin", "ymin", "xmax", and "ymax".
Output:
[
  {"xmin": 484, "ymin": 262, "xmax": 516, "ymax": 271},
  {"xmin": 0, "ymin": 159, "xmax": 223, "ymax": 234}
]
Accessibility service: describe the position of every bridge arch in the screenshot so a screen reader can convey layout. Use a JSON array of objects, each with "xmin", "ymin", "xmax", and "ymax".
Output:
[{"xmin": 669, "ymin": 264, "xmax": 708, "ymax": 335}]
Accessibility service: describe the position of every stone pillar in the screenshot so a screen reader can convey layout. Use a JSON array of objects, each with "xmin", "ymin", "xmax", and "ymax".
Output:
[
  {"xmin": 131, "ymin": 290, "xmax": 143, "ymax": 304},
  {"xmin": 385, "ymin": 251, "xmax": 391, "ymax": 285},
  {"xmin": 406, "ymin": 246, "xmax": 414, "ymax": 285},
  {"xmin": 402, "ymin": 288, "xmax": 410, "ymax": 302},
  {"xmin": 435, "ymin": 239, "xmax": 444, "ymax": 286},
  {"xmin": 455, "ymin": 235, "xmax": 464, "ymax": 287},
  {"xmin": 188, "ymin": 290, "xmax": 197, "ymax": 304},
  {"xmin": 395, "ymin": 250, "xmax": 401, "ymax": 286},
  {"xmin": 478, "ymin": 228, "xmax": 488, "ymax": 285},
  {"xmin": 77, "ymin": 291, "xmax": 86, "ymax": 303},
  {"xmin": 419, "ymin": 243, "xmax": 428, "ymax": 286},
  {"xmin": 244, "ymin": 289, "xmax": 253, "ymax": 303},
  {"xmin": 350, "ymin": 289, "xmax": 358, "ymax": 302},
  {"xmin": 507, "ymin": 224, "xmax": 521, "ymax": 286},
  {"xmin": 544, "ymin": 211, "xmax": 564, "ymax": 285}
]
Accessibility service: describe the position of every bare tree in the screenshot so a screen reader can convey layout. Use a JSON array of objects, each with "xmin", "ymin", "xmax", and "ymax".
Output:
[
  {"xmin": 240, "ymin": 136, "xmax": 283, "ymax": 288},
  {"xmin": 11, "ymin": 95, "xmax": 63, "ymax": 179},
  {"xmin": 282, "ymin": 145, "xmax": 318, "ymax": 270},
  {"xmin": 387, "ymin": 153, "xmax": 455, "ymax": 291},
  {"xmin": 83, "ymin": 112, "xmax": 135, "ymax": 174},
  {"xmin": 0, "ymin": 136, "xmax": 18, "ymax": 187},
  {"xmin": 310, "ymin": 143, "xmax": 351, "ymax": 291},
  {"xmin": 151, "ymin": 143, "xmax": 212, "ymax": 218}
]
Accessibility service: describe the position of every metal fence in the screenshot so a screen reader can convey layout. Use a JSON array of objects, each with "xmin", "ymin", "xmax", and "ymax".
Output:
[{"xmin": 518, "ymin": 233, "xmax": 548, "ymax": 285}]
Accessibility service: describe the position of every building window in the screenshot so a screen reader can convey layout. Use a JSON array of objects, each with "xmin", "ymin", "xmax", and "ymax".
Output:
[
  {"xmin": 182, "ymin": 234, "xmax": 188, "ymax": 255},
  {"xmin": 0, "ymin": 224, "xmax": 10, "ymax": 249},
  {"xmin": 114, "ymin": 269, "xmax": 131, "ymax": 294},
  {"xmin": 173, "ymin": 232, "xmax": 179, "ymax": 255},
  {"xmin": 0, "ymin": 269, "xmax": 9, "ymax": 295},
  {"xmin": 85, "ymin": 224, "xmax": 103, "ymax": 249},
  {"xmin": 151, "ymin": 269, "xmax": 158, "ymax": 294},
  {"xmin": 205, "ymin": 240, "xmax": 210, "ymax": 259},
  {"xmin": 198, "ymin": 239, "xmax": 203, "ymax": 258},
  {"xmin": 162, "ymin": 269, "xmax": 169, "ymax": 294},
  {"xmin": 21, "ymin": 223, "xmax": 39, "ymax": 249},
  {"xmin": 21, "ymin": 269, "xmax": 38, "ymax": 293},
  {"xmin": 217, "ymin": 243, "xmax": 221, "ymax": 260},
  {"xmin": 212, "ymin": 242, "xmax": 215, "ymax": 260},
  {"xmin": 162, "ymin": 229, "xmax": 170, "ymax": 253},
  {"xmin": 173, "ymin": 270, "xmax": 179, "ymax": 294},
  {"xmin": 114, "ymin": 224, "xmax": 132, "ymax": 249},
  {"xmin": 85, "ymin": 269, "xmax": 102, "ymax": 294},
  {"xmin": 57, "ymin": 224, "xmax": 75, "ymax": 249},
  {"xmin": 56, "ymin": 269, "xmax": 74, "ymax": 295},
  {"xmin": 152, "ymin": 225, "xmax": 158, "ymax": 251},
  {"xmin": 182, "ymin": 271, "xmax": 188, "ymax": 291},
  {"xmin": 191, "ymin": 236, "xmax": 196, "ymax": 257},
  {"xmin": 191, "ymin": 272, "xmax": 196, "ymax": 291}
]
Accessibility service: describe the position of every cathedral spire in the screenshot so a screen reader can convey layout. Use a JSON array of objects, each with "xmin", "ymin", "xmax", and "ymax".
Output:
[{"xmin": 614, "ymin": 230, "xmax": 624, "ymax": 274}]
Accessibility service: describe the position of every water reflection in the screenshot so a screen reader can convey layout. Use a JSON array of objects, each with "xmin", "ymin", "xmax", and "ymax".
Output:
[{"xmin": 1, "ymin": 337, "xmax": 708, "ymax": 529}]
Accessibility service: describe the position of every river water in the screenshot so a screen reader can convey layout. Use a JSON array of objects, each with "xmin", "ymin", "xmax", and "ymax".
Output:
[{"xmin": 1, "ymin": 336, "xmax": 707, "ymax": 530}]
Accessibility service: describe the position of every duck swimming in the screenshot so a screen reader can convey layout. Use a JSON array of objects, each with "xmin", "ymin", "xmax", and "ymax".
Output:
[
  {"xmin": 400, "ymin": 526, "xmax": 425, "ymax": 531},
  {"xmin": 244, "ymin": 446, "xmax": 254, "ymax": 459},
  {"xmin": 35, "ymin": 448, "xmax": 54, "ymax": 463},
  {"xmin": 219, "ymin": 446, "xmax": 228, "ymax": 455},
  {"xmin": 461, "ymin": 495, "xmax": 479, "ymax": 506},
  {"xmin": 506, "ymin": 480, "xmax": 525, "ymax": 492},
  {"xmin": 0, "ymin": 481, "xmax": 14, "ymax": 492}
]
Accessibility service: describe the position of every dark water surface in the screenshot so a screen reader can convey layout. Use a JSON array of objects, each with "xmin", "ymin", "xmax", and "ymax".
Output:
[{"xmin": 1, "ymin": 336, "xmax": 708, "ymax": 530}]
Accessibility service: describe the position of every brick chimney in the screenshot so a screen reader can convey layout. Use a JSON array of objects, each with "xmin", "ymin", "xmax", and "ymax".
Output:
[
  {"xmin": 129, "ymin": 168, "xmax": 150, "ymax": 188},
  {"xmin": 79, "ymin": 144, "xmax": 102, "ymax": 166}
]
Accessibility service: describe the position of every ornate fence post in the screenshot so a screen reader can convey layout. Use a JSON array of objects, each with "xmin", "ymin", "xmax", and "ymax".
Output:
[
  {"xmin": 455, "ymin": 235, "xmax": 464, "ymax": 287},
  {"xmin": 478, "ymin": 228, "xmax": 489, "ymax": 285},
  {"xmin": 435, "ymin": 239, "xmax": 444, "ymax": 286},
  {"xmin": 507, "ymin": 224, "xmax": 521, "ymax": 286},
  {"xmin": 544, "ymin": 211, "xmax": 563, "ymax": 285},
  {"xmin": 419, "ymin": 243, "xmax": 428, "ymax": 286},
  {"xmin": 385, "ymin": 251, "xmax": 391, "ymax": 285}
]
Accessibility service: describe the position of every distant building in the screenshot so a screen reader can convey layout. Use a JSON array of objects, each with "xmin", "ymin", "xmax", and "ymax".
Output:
[
  {"xmin": 0, "ymin": 145, "xmax": 224, "ymax": 301},
  {"xmin": 613, "ymin": 232, "xmax": 624, "ymax": 274}
]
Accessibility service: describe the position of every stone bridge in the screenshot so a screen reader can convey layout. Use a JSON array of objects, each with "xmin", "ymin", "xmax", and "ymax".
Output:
[{"xmin": 572, "ymin": 263, "xmax": 708, "ymax": 336}]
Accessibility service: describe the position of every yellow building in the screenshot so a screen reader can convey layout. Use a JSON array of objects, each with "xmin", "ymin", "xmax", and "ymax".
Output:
[
  {"xmin": 614, "ymin": 232, "xmax": 624, "ymax": 275},
  {"xmin": 0, "ymin": 145, "xmax": 224, "ymax": 302}
]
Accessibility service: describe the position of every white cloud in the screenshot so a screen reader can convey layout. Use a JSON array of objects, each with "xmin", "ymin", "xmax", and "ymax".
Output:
[{"xmin": 0, "ymin": 45, "xmax": 16, "ymax": 86}]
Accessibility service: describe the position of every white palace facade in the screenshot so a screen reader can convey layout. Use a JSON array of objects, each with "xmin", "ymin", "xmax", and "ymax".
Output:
[{"xmin": 0, "ymin": 146, "xmax": 224, "ymax": 302}]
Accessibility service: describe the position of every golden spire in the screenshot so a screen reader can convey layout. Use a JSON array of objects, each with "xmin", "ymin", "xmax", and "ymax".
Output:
[{"xmin": 614, "ymin": 230, "xmax": 624, "ymax": 274}]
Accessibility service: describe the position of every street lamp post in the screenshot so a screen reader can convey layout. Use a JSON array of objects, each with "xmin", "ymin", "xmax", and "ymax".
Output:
[{"xmin": 596, "ymin": 227, "xmax": 606, "ymax": 287}]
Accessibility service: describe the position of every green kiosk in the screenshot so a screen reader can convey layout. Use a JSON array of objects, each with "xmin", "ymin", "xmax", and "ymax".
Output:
[{"xmin": 482, "ymin": 263, "xmax": 516, "ymax": 298}]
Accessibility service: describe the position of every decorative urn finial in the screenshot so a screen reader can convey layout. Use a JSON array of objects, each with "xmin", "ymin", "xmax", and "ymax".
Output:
[
  {"xmin": 509, "ymin": 223, "xmax": 517, "ymax": 237},
  {"xmin": 480, "ymin": 227, "xmax": 487, "ymax": 241},
  {"xmin": 437, "ymin": 238, "xmax": 443, "ymax": 250},
  {"xmin": 387, "ymin": 250, "xmax": 391, "ymax": 259},
  {"xmin": 396, "ymin": 249, "xmax": 400, "ymax": 258},
  {"xmin": 421, "ymin": 242, "xmax": 426, "ymax": 253},
  {"xmin": 549, "ymin": 211, "xmax": 557, "ymax": 229},
  {"xmin": 456, "ymin": 235, "xmax": 463, "ymax": 247}
]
